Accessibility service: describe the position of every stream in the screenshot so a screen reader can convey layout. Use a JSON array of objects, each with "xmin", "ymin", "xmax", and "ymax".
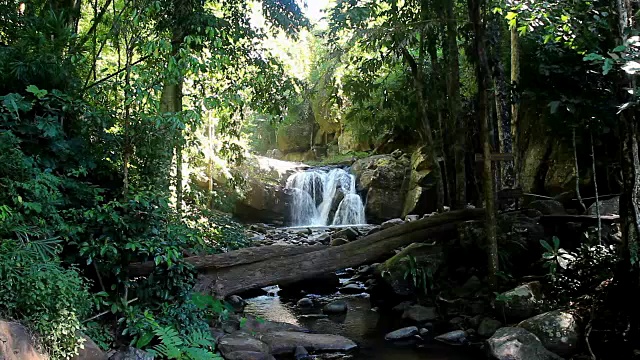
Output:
[{"xmin": 243, "ymin": 283, "xmax": 482, "ymax": 360}]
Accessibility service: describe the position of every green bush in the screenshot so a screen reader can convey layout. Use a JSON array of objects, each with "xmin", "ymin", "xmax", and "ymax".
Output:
[{"xmin": 0, "ymin": 239, "xmax": 92, "ymax": 359}]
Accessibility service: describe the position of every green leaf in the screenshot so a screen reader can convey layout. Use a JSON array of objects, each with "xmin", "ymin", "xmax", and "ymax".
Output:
[
  {"xmin": 603, "ymin": 58, "xmax": 614, "ymax": 75},
  {"xmin": 549, "ymin": 101, "xmax": 561, "ymax": 114},
  {"xmin": 552, "ymin": 236, "xmax": 560, "ymax": 250},
  {"xmin": 583, "ymin": 53, "xmax": 605, "ymax": 61},
  {"xmin": 136, "ymin": 332, "xmax": 154, "ymax": 349},
  {"xmin": 540, "ymin": 239, "xmax": 553, "ymax": 252},
  {"xmin": 612, "ymin": 45, "xmax": 627, "ymax": 52}
]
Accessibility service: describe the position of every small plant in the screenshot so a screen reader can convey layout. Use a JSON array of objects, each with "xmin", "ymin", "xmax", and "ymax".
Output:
[
  {"xmin": 402, "ymin": 255, "xmax": 433, "ymax": 296},
  {"xmin": 144, "ymin": 324, "xmax": 222, "ymax": 360},
  {"xmin": 540, "ymin": 236, "xmax": 575, "ymax": 279}
]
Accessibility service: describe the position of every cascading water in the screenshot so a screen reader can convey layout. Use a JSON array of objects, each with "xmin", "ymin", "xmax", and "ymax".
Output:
[{"xmin": 285, "ymin": 167, "xmax": 366, "ymax": 226}]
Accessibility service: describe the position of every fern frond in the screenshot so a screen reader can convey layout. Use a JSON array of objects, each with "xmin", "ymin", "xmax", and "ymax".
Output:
[
  {"xmin": 186, "ymin": 329, "xmax": 214, "ymax": 349},
  {"xmin": 183, "ymin": 347, "xmax": 217, "ymax": 360}
]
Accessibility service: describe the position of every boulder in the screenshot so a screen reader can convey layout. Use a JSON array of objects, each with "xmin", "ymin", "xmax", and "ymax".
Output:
[
  {"xmin": 258, "ymin": 332, "xmax": 357, "ymax": 355},
  {"xmin": 478, "ymin": 318, "xmax": 503, "ymax": 338},
  {"xmin": 402, "ymin": 146, "xmax": 438, "ymax": 217},
  {"xmin": 108, "ymin": 347, "xmax": 154, "ymax": 360},
  {"xmin": 385, "ymin": 327, "xmax": 419, "ymax": 341},
  {"xmin": 218, "ymin": 333, "xmax": 270, "ymax": 356},
  {"xmin": 377, "ymin": 243, "xmax": 444, "ymax": 297},
  {"xmin": 337, "ymin": 128, "xmax": 370, "ymax": 154},
  {"xmin": 434, "ymin": 330, "xmax": 469, "ymax": 346},
  {"xmin": 0, "ymin": 320, "xmax": 47, "ymax": 360},
  {"xmin": 234, "ymin": 180, "xmax": 290, "ymax": 224},
  {"xmin": 495, "ymin": 282, "xmax": 543, "ymax": 321},
  {"xmin": 333, "ymin": 227, "xmax": 359, "ymax": 241},
  {"xmin": 402, "ymin": 305, "xmax": 438, "ymax": 323},
  {"xmin": 453, "ymin": 275, "xmax": 483, "ymax": 298},
  {"xmin": 227, "ymin": 295, "xmax": 246, "ymax": 313},
  {"xmin": 224, "ymin": 352, "xmax": 275, "ymax": 360},
  {"xmin": 486, "ymin": 327, "xmax": 564, "ymax": 360},
  {"xmin": 277, "ymin": 119, "xmax": 314, "ymax": 153},
  {"xmin": 297, "ymin": 298, "xmax": 313, "ymax": 308},
  {"xmin": 518, "ymin": 310, "xmax": 582, "ymax": 357},
  {"xmin": 587, "ymin": 196, "xmax": 619, "ymax": 216},
  {"xmin": 330, "ymin": 238, "xmax": 349, "ymax": 246},
  {"xmin": 73, "ymin": 334, "xmax": 107, "ymax": 360},
  {"xmin": 351, "ymin": 154, "xmax": 410, "ymax": 222},
  {"xmin": 528, "ymin": 200, "xmax": 566, "ymax": 215},
  {"xmin": 323, "ymin": 301, "xmax": 348, "ymax": 314}
]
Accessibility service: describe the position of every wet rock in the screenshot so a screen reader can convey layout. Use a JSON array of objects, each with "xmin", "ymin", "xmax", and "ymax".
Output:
[
  {"xmin": 419, "ymin": 328, "xmax": 430, "ymax": 338},
  {"xmin": 294, "ymin": 346, "xmax": 310, "ymax": 360},
  {"xmin": 330, "ymin": 238, "xmax": 349, "ymax": 246},
  {"xmin": 339, "ymin": 283, "xmax": 364, "ymax": 294},
  {"xmin": 377, "ymin": 243, "xmax": 444, "ymax": 297},
  {"xmin": 434, "ymin": 330, "xmax": 469, "ymax": 346},
  {"xmin": 323, "ymin": 300, "xmax": 348, "ymax": 314},
  {"xmin": 405, "ymin": 214, "xmax": 420, "ymax": 222},
  {"xmin": 241, "ymin": 315, "xmax": 308, "ymax": 333},
  {"xmin": 529, "ymin": 200, "xmax": 566, "ymax": 215},
  {"xmin": 297, "ymin": 298, "xmax": 313, "ymax": 308},
  {"xmin": 0, "ymin": 320, "xmax": 48, "ymax": 360},
  {"xmin": 449, "ymin": 317, "xmax": 465, "ymax": 329},
  {"xmin": 224, "ymin": 352, "xmax": 275, "ymax": 360},
  {"xmin": 385, "ymin": 326, "xmax": 419, "ymax": 341},
  {"xmin": 259, "ymin": 331, "xmax": 357, "ymax": 355},
  {"xmin": 333, "ymin": 227, "xmax": 359, "ymax": 241},
  {"xmin": 487, "ymin": 327, "xmax": 564, "ymax": 360},
  {"xmin": 73, "ymin": 334, "xmax": 108, "ymax": 360},
  {"xmin": 109, "ymin": 347, "xmax": 154, "ymax": 360},
  {"xmin": 478, "ymin": 318, "xmax": 503, "ymax": 338},
  {"xmin": 227, "ymin": 295, "xmax": 246, "ymax": 313},
  {"xmin": 402, "ymin": 305, "xmax": 438, "ymax": 323},
  {"xmin": 218, "ymin": 333, "xmax": 270, "ymax": 356},
  {"xmin": 495, "ymin": 282, "xmax": 542, "ymax": 321},
  {"xmin": 381, "ymin": 218, "xmax": 404, "ymax": 229},
  {"xmin": 357, "ymin": 265, "xmax": 372, "ymax": 275},
  {"xmin": 518, "ymin": 310, "xmax": 581, "ymax": 357},
  {"xmin": 210, "ymin": 328, "xmax": 225, "ymax": 342}
]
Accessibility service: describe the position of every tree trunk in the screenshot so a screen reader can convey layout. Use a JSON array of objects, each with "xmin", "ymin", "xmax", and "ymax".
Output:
[
  {"xmin": 469, "ymin": 0, "xmax": 499, "ymax": 289},
  {"xmin": 401, "ymin": 47, "xmax": 445, "ymax": 212},
  {"xmin": 510, "ymin": 25, "xmax": 520, "ymax": 186},
  {"xmin": 443, "ymin": 0, "xmax": 466, "ymax": 209}
]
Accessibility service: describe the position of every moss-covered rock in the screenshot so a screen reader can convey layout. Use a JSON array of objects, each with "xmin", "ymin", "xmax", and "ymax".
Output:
[
  {"xmin": 402, "ymin": 146, "xmax": 437, "ymax": 217},
  {"xmin": 518, "ymin": 310, "xmax": 582, "ymax": 357},
  {"xmin": 337, "ymin": 128, "xmax": 371, "ymax": 154},
  {"xmin": 277, "ymin": 120, "xmax": 314, "ymax": 153},
  {"xmin": 495, "ymin": 282, "xmax": 543, "ymax": 321}
]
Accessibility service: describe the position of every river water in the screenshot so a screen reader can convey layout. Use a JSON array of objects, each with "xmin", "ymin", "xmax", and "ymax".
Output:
[{"xmin": 244, "ymin": 288, "xmax": 481, "ymax": 360}]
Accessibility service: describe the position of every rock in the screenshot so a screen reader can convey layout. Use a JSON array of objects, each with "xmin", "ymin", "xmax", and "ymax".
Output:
[
  {"xmin": 0, "ymin": 320, "xmax": 47, "ymax": 360},
  {"xmin": 241, "ymin": 315, "xmax": 308, "ymax": 334},
  {"xmin": 227, "ymin": 295, "xmax": 246, "ymax": 313},
  {"xmin": 434, "ymin": 330, "xmax": 469, "ymax": 346},
  {"xmin": 381, "ymin": 218, "xmax": 404, "ymax": 229},
  {"xmin": 234, "ymin": 179, "xmax": 290, "ymax": 224},
  {"xmin": 377, "ymin": 243, "xmax": 444, "ymax": 296},
  {"xmin": 453, "ymin": 275, "xmax": 483, "ymax": 298},
  {"xmin": 108, "ymin": 347, "xmax": 154, "ymax": 360},
  {"xmin": 294, "ymin": 346, "xmax": 310, "ymax": 360},
  {"xmin": 528, "ymin": 200, "xmax": 566, "ymax": 215},
  {"xmin": 339, "ymin": 283, "xmax": 364, "ymax": 294},
  {"xmin": 277, "ymin": 118, "xmax": 314, "ymax": 153},
  {"xmin": 392, "ymin": 301, "xmax": 414, "ymax": 313},
  {"xmin": 518, "ymin": 310, "xmax": 581, "ymax": 357},
  {"xmin": 357, "ymin": 265, "xmax": 372, "ymax": 275},
  {"xmin": 405, "ymin": 214, "xmax": 420, "ymax": 222},
  {"xmin": 384, "ymin": 326, "xmax": 419, "ymax": 341},
  {"xmin": 402, "ymin": 305, "xmax": 438, "ymax": 323},
  {"xmin": 258, "ymin": 331, "xmax": 357, "ymax": 355},
  {"xmin": 495, "ymin": 282, "xmax": 543, "ymax": 321},
  {"xmin": 297, "ymin": 298, "xmax": 313, "ymax": 308},
  {"xmin": 478, "ymin": 318, "xmax": 503, "ymax": 338},
  {"xmin": 224, "ymin": 352, "xmax": 275, "ymax": 360},
  {"xmin": 487, "ymin": 327, "xmax": 564, "ymax": 360},
  {"xmin": 337, "ymin": 127, "xmax": 371, "ymax": 154},
  {"xmin": 402, "ymin": 146, "xmax": 438, "ymax": 217},
  {"xmin": 351, "ymin": 154, "xmax": 410, "ymax": 222},
  {"xmin": 449, "ymin": 317, "xmax": 465, "ymax": 329},
  {"xmin": 330, "ymin": 238, "xmax": 349, "ymax": 246},
  {"xmin": 333, "ymin": 227, "xmax": 359, "ymax": 241},
  {"xmin": 587, "ymin": 196, "xmax": 619, "ymax": 216},
  {"xmin": 218, "ymin": 333, "xmax": 270, "ymax": 355},
  {"xmin": 74, "ymin": 334, "xmax": 108, "ymax": 360},
  {"xmin": 323, "ymin": 300, "xmax": 348, "ymax": 314},
  {"xmin": 419, "ymin": 328, "xmax": 430, "ymax": 338}
]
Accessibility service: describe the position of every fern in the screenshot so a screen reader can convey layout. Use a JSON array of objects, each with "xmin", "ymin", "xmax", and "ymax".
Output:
[{"xmin": 148, "ymin": 325, "xmax": 221, "ymax": 360}]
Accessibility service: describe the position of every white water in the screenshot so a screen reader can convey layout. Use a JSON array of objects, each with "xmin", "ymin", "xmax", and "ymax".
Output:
[{"xmin": 285, "ymin": 168, "xmax": 366, "ymax": 226}]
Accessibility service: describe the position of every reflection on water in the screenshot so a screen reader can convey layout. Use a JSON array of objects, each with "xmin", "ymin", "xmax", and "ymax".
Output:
[{"xmin": 244, "ymin": 291, "xmax": 480, "ymax": 360}]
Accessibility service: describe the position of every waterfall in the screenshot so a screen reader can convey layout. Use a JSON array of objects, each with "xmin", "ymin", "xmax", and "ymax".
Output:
[{"xmin": 285, "ymin": 167, "xmax": 366, "ymax": 226}]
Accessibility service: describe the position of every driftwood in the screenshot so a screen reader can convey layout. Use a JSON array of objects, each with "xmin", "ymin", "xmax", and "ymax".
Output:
[{"xmin": 195, "ymin": 209, "xmax": 484, "ymax": 297}]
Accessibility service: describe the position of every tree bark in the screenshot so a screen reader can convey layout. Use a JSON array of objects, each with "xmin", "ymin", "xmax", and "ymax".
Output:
[
  {"xmin": 510, "ymin": 25, "xmax": 520, "ymax": 186},
  {"xmin": 573, "ymin": 128, "xmax": 586, "ymax": 212},
  {"xmin": 469, "ymin": 0, "xmax": 499, "ymax": 289},
  {"xmin": 444, "ymin": 0, "xmax": 466, "ymax": 209}
]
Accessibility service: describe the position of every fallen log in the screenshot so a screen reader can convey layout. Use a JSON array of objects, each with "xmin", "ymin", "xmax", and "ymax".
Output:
[
  {"xmin": 194, "ymin": 208, "xmax": 485, "ymax": 297},
  {"xmin": 128, "ymin": 244, "xmax": 327, "ymax": 277}
]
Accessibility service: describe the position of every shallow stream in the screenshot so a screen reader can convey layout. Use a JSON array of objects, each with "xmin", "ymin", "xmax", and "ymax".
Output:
[{"xmin": 244, "ymin": 286, "xmax": 481, "ymax": 360}]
